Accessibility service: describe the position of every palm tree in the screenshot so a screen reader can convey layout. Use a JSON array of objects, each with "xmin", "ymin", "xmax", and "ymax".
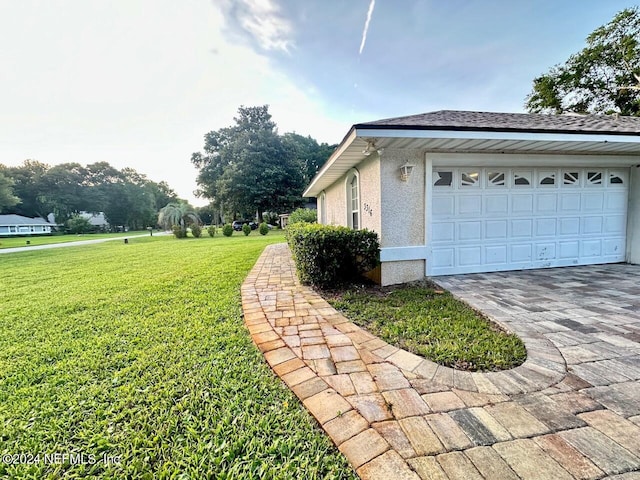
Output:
[{"xmin": 158, "ymin": 202, "xmax": 200, "ymax": 235}]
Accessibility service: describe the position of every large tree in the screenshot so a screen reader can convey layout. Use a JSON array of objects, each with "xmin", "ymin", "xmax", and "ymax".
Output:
[
  {"xmin": 526, "ymin": 7, "xmax": 640, "ymax": 116},
  {"xmin": 191, "ymin": 105, "xmax": 306, "ymax": 220},
  {"xmin": 0, "ymin": 171, "xmax": 19, "ymax": 211},
  {"xmin": 282, "ymin": 133, "xmax": 336, "ymax": 186}
]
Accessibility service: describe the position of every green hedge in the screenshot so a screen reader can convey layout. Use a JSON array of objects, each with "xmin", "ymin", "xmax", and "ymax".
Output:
[{"xmin": 286, "ymin": 223, "xmax": 379, "ymax": 288}]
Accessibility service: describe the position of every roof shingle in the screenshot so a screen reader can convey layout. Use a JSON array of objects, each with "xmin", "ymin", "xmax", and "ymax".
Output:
[{"xmin": 355, "ymin": 110, "xmax": 640, "ymax": 135}]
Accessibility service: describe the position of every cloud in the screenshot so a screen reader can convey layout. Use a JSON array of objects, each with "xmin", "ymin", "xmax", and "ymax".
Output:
[
  {"xmin": 221, "ymin": 0, "xmax": 294, "ymax": 53},
  {"xmin": 359, "ymin": 0, "xmax": 376, "ymax": 55}
]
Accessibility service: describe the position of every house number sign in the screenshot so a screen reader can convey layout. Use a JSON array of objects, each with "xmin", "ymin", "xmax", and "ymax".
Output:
[{"xmin": 363, "ymin": 203, "xmax": 373, "ymax": 216}]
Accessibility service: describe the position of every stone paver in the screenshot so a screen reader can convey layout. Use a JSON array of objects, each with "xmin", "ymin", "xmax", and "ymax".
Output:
[{"xmin": 242, "ymin": 244, "xmax": 640, "ymax": 479}]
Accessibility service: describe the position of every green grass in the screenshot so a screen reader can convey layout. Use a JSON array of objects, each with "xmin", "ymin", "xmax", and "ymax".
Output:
[
  {"xmin": 0, "ymin": 232, "xmax": 356, "ymax": 479},
  {"xmin": 0, "ymin": 232, "xmax": 150, "ymax": 249},
  {"xmin": 327, "ymin": 282, "xmax": 527, "ymax": 372}
]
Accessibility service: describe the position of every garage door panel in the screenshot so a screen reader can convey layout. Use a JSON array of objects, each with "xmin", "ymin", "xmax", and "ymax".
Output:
[
  {"xmin": 458, "ymin": 195, "xmax": 482, "ymax": 215},
  {"xmin": 536, "ymin": 218, "xmax": 556, "ymax": 236},
  {"xmin": 560, "ymin": 193, "xmax": 581, "ymax": 212},
  {"xmin": 582, "ymin": 217, "xmax": 603, "ymax": 234},
  {"xmin": 511, "ymin": 219, "xmax": 533, "ymax": 237},
  {"xmin": 459, "ymin": 246, "xmax": 482, "ymax": 266},
  {"xmin": 512, "ymin": 195, "xmax": 533, "ymax": 213},
  {"xmin": 559, "ymin": 217, "xmax": 580, "ymax": 235},
  {"xmin": 486, "ymin": 220, "xmax": 507, "ymax": 239},
  {"xmin": 536, "ymin": 193, "xmax": 557, "ymax": 212},
  {"xmin": 429, "ymin": 167, "xmax": 628, "ymax": 276},
  {"xmin": 511, "ymin": 244, "xmax": 532, "ymax": 262},
  {"xmin": 485, "ymin": 195, "xmax": 508, "ymax": 214},
  {"xmin": 485, "ymin": 245, "xmax": 507, "ymax": 264},
  {"xmin": 432, "ymin": 222, "xmax": 455, "ymax": 242},
  {"xmin": 583, "ymin": 192, "xmax": 604, "ymax": 211},
  {"xmin": 458, "ymin": 221, "xmax": 482, "ymax": 240}
]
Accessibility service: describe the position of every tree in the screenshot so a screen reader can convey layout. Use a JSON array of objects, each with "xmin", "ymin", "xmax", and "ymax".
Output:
[
  {"xmin": 158, "ymin": 202, "xmax": 200, "ymax": 235},
  {"xmin": 282, "ymin": 133, "xmax": 336, "ymax": 186},
  {"xmin": 192, "ymin": 105, "xmax": 306, "ymax": 221},
  {"xmin": 0, "ymin": 171, "xmax": 20, "ymax": 211},
  {"xmin": 66, "ymin": 214, "xmax": 92, "ymax": 234},
  {"xmin": 1, "ymin": 160, "xmax": 51, "ymax": 217},
  {"xmin": 526, "ymin": 7, "xmax": 640, "ymax": 115}
]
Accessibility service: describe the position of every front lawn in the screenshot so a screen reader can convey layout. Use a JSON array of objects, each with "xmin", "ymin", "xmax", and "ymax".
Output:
[
  {"xmin": 327, "ymin": 281, "xmax": 527, "ymax": 372},
  {"xmin": 0, "ymin": 233, "xmax": 356, "ymax": 479},
  {"xmin": 0, "ymin": 232, "xmax": 150, "ymax": 249}
]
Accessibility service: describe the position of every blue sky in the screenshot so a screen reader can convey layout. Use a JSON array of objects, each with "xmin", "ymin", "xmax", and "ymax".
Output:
[{"xmin": 0, "ymin": 0, "xmax": 635, "ymax": 205}]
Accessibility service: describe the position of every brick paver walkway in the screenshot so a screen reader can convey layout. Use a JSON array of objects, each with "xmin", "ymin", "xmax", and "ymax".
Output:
[{"xmin": 241, "ymin": 244, "xmax": 640, "ymax": 479}]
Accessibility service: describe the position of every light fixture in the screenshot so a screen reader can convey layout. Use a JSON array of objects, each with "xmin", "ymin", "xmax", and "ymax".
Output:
[{"xmin": 399, "ymin": 162, "xmax": 415, "ymax": 181}]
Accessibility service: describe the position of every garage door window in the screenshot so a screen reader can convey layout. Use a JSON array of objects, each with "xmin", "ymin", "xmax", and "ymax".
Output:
[
  {"xmin": 434, "ymin": 171, "xmax": 453, "ymax": 187},
  {"xmin": 487, "ymin": 172, "xmax": 506, "ymax": 187},
  {"xmin": 514, "ymin": 171, "xmax": 531, "ymax": 186},
  {"xmin": 539, "ymin": 171, "xmax": 556, "ymax": 186},
  {"xmin": 587, "ymin": 171, "xmax": 603, "ymax": 185},
  {"xmin": 563, "ymin": 171, "xmax": 579, "ymax": 185},
  {"xmin": 609, "ymin": 171, "xmax": 625, "ymax": 184},
  {"xmin": 461, "ymin": 171, "xmax": 479, "ymax": 187}
]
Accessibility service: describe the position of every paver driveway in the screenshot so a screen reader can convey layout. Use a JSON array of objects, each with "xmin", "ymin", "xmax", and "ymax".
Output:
[{"xmin": 242, "ymin": 245, "xmax": 640, "ymax": 479}]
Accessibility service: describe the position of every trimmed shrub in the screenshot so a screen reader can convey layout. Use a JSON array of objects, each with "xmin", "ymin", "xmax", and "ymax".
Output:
[
  {"xmin": 242, "ymin": 223, "xmax": 251, "ymax": 236},
  {"xmin": 222, "ymin": 224, "xmax": 233, "ymax": 237},
  {"xmin": 263, "ymin": 211, "xmax": 279, "ymax": 226},
  {"xmin": 286, "ymin": 223, "xmax": 379, "ymax": 288},
  {"xmin": 171, "ymin": 225, "xmax": 186, "ymax": 238},
  {"xmin": 259, "ymin": 222, "xmax": 269, "ymax": 235},
  {"xmin": 288, "ymin": 208, "xmax": 317, "ymax": 225},
  {"xmin": 207, "ymin": 225, "xmax": 217, "ymax": 237},
  {"xmin": 190, "ymin": 224, "xmax": 202, "ymax": 238}
]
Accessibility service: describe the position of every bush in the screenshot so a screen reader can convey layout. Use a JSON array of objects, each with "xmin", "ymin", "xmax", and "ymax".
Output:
[
  {"xmin": 263, "ymin": 211, "xmax": 279, "ymax": 226},
  {"xmin": 288, "ymin": 208, "xmax": 317, "ymax": 225},
  {"xmin": 222, "ymin": 224, "xmax": 233, "ymax": 237},
  {"xmin": 207, "ymin": 225, "xmax": 217, "ymax": 237},
  {"xmin": 242, "ymin": 223, "xmax": 251, "ymax": 236},
  {"xmin": 171, "ymin": 225, "xmax": 186, "ymax": 238},
  {"xmin": 286, "ymin": 223, "xmax": 379, "ymax": 288},
  {"xmin": 259, "ymin": 222, "xmax": 269, "ymax": 235},
  {"xmin": 190, "ymin": 224, "xmax": 202, "ymax": 238},
  {"xmin": 66, "ymin": 214, "xmax": 92, "ymax": 234}
]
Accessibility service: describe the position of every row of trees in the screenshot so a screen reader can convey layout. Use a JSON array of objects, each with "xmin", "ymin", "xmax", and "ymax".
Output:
[
  {"xmin": 191, "ymin": 105, "xmax": 336, "ymax": 221},
  {"xmin": 0, "ymin": 160, "xmax": 180, "ymax": 230}
]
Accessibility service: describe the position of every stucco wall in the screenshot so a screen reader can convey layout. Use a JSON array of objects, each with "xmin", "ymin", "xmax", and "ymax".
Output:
[
  {"xmin": 321, "ymin": 154, "xmax": 381, "ymax": 233},
  {"xmin": 381, "ymin": 260, "xmax": 425, "ymax": 286},
  {"xmin": 628, "ymin": 166, "xmax": 640, "ymax": 264},
  {"xmin": 380, "ymin": 149, "xmax": 425, "ymax": 248}
]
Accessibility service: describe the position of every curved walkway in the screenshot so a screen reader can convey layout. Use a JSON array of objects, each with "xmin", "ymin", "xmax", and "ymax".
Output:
[{"xmin": 241, "ymin": 244, "xmax": 640, "ymax": 479}]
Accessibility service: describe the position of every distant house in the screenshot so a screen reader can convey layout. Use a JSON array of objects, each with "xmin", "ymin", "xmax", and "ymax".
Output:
[
  {"xmin": 47, "ymin": 211, "xmax": 111, "ymax": 231},
  {"xmin": 0, "ymin": 214, "xmax": 56, "ymax": 236}
]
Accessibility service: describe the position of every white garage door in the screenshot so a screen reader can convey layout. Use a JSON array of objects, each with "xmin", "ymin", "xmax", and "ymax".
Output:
[{"xmin": 429, "ymin": 167, "xmax": 628, "ymax": 276}]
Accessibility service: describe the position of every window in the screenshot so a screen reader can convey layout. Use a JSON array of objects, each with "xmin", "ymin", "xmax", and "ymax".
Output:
[
  {"xmin": 587, "ymin": 171, "xmax": 602, "ymax": 185},
  {"xmin": 346, "ymin": 171, "xmax": 360, "ymax": 229},
  {"xmin": 539, "ymin": 171, "xmax": 556, "ymax": 186},
  {"xmin": 563, "ymin": 171, "xmax": 579, "ymax": 185},
  {"xmin": 433, "ymin": 171, "xmax": 453, "ymax": 187},
  {"xmin": 461, "ymin": 171, "xmax": 479, "ymax": 187},
  {"xmin": 487, "ymin": 171, "xmax": 506, "ymax": 187},
  {"xmin": 513, "ymin": 171, "xmax": 531, "ymax": 186},
  {"xmin": 609, "ymin": 171, "xmax": 625, "ymax": 185}
]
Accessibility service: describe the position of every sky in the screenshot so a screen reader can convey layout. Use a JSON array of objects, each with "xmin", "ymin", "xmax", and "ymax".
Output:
[{"xmin": 0, "ymin": 0, "xmax": 635, "ymax": 206}]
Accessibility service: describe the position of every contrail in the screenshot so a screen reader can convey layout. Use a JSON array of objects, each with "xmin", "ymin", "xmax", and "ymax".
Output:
[{"xmin": 359, "ymin": 0, "xmax": 376, "ymax": 55}]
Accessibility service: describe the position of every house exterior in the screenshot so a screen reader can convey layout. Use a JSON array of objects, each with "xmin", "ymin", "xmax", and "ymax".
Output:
[
  {"xmin": 303, "ymin": 110, "xmax": 640, "ymax": 286},
  {"xmin": 0, "ymin": 214, "xmax": 55, "ymax": 236}
]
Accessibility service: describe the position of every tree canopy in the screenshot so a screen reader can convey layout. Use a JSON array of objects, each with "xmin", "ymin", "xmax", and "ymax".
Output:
[
  {"xmin": 192, "ymin": 105, "xmax": 335, "ymax": 220},
  {"xmin": 526, "ymin": 7, "xmax": 640, "ymax": 116},
  {"xmin": 0, "ymin": 160, "xmax": 179, "ymax": 229},
  {"xmin": 0, "ymin": 172, "xmax": 19, "ymax": 210}
]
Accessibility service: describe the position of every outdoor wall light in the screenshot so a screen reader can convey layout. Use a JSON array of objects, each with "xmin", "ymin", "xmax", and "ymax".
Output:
[{"xmin": 399, "ymin": 162, "xmax": 415, "ymax": 181}]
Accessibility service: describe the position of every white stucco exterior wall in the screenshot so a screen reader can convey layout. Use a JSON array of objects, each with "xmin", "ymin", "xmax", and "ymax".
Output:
[
  {"xmin": 379, "ymin": 149, "xmax": 426, "ymax": 285},
  {"xmin": 628, "ymin": 165, "xmax": 640, "ymax": 264}
]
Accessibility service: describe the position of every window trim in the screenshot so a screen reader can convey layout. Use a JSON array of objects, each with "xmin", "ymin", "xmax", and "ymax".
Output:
[{"xmin": 345, "ymin": 169, "xmax": 360, "ymax": 230}]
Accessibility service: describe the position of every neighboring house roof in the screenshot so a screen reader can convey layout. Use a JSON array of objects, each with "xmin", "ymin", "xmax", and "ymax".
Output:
[
  {"xmin": 304, "ymin": 110, "xmax": 640, "ymax": 197},
  {"xmin": 80, "ymin": 211, "xmax": 109, "ymax": 227},
  {"xmin": 0, "ymin": 214, "xmax": 55, "ymax": 226}
]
